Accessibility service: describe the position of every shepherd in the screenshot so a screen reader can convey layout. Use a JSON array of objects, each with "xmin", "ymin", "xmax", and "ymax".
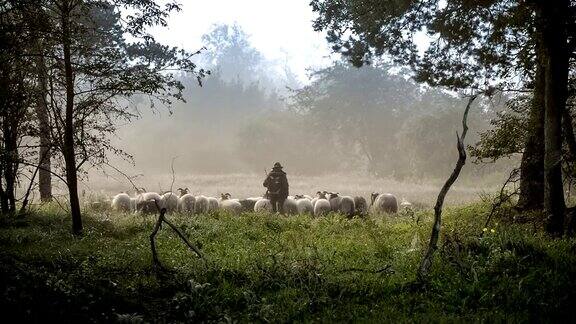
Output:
[{"xmin": 263, "ymin": 162, "xmax": 289, "ymax": 214}]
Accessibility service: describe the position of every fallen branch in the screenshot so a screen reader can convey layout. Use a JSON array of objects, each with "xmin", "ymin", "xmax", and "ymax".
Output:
[
  {"xmin": 340, "ymin": 264, "xmax": 394, "ymax": 274},
  {"xmin": 149, "ymin": 206, "xmax": 166, "ymax": 269},
  {"xmin": 107, "ymin": 159, "xmax": 203, "ymax": 270},
  {"xmin": 418, "ymin": 94, "xmax": 477, "ymax": 280},
  {"xmin": 149, "ymin": 200, "xmax": 203, "ymax": 271}
]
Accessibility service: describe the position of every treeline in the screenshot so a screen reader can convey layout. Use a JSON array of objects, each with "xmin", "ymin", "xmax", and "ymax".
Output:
[{"xmin": 123, "ymin": 25, "xmax": 508, "ymax": 179}]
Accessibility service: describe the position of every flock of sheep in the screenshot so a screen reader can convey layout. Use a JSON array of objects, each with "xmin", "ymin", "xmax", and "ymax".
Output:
[{"xmin": 110, "ymin": 188, "xmax": 410, "ymax": 217}]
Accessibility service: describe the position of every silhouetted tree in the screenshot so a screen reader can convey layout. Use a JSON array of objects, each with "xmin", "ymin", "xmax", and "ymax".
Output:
[
  {"xmin": 311, "ymin": 0, "xmax": 575, "ymax": 234},
  {"xmin": 26, "ymin": 0, "xmax": 207, "ymax": 234}
]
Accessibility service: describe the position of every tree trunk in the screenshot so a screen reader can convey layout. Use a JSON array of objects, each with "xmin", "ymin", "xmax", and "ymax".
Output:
[
  {"xmin": 34, "ymin": 40, "xmax": 52, "ymax": 202},
  {"xmin": 537, "ymin": 0, "xmax": 569, "ymax": 236},
  {"xmin": 61, "ymin": 3, "xmax": 82, "ymax": 235},
  {"xmin": 562, "ymin": 108, "xmax": 576, "ymax": 162},
  {"xmin": 0, "ymin": 155, "xmax": 8, "ymax": 213},
  {"xmin": 517, "ymin": 59, "xmax": 545, "ymax": 211},
  {"xmin": 2, "ymin": 109, "xmax": 18, "ymax": 213}
]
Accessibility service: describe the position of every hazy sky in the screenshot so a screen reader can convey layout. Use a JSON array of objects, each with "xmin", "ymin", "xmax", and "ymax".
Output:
[{"xmin": 150, "ymin": 0, "xmax": 335, "ymax": 83}]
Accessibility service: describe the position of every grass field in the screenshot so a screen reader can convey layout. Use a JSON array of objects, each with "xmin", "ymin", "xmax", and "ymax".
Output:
[
  {"xmin": 79, "ymin": 172, "xmax": 505, "ymax": 208},
  {"xmin": 1, "ymin": 202, "xmax": 575, "ymax": 322}
]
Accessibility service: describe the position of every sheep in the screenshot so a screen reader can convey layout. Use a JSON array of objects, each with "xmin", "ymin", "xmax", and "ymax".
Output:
[
  {"xmin": 207, "ymin": 196, "xmax": 220, "ymax": 212},
  {"xmin": 339, "ymin": 195, "xmax": 356, "ymax": 217},
  {"xmin": 136, "ymin": 192, "xmax": 162, "ymax": 213},
  {"xmin": 178, "ymin": 194, "xmax": 196, "ymax": 213},
  {"xmin": 254, "ymin": 198, "xmax": 272, "ymax": 213},
  {"xmin": 311, "ymin": 191, "xmax": 326, "ymax": 209},
  {"xmin": 219, "ymin": 193, "xmax": 240, "ymax": 203},
  {"xmin": 194, "ymin": 195, "xmax": 209, "ymax": 214},
  {"xmin": 371, "ymin": 192, "xmax": 398, "ymax": 214},
  {"xmin": 130, "ymin": 197, "xmax": 137, "ymax": 212},
  {"xmin": 354, "ymin": 196, "xmax": 368, "ymax": 216},
  {"xmin": 111, "ymin": 193, "xmax": 131, "ymax": 212},
  {"xmin": 283, "ymin": 197, "xmax": 298, "ymax": 215},
  {"xmin": 294, "ymin": 196, "xmax": 314, "ymax": 214},
  {"xmin": 239, "ymin": 197, "xmax": 260, "ymax": 212},
  {"xmin": 327, "ymin": 192, "xmax": 343, "ymax": 212},
  {"xmin": 314, "ymin": 198, "xmax": 331, "ymax": 216},
  {"xmin": 216, "ymin": 193, "xmax": 241, "ymax": 214},
  {"xmin": 220, "ymin": 199, "xmax": 242, "ymax": 215},
  {"xmin": 161, "ymin": 192, "xmax": 179, "ymax": 212},
  {"xmin": 177, "ymin": 187, "xmax": 190, "ymax": 196}
]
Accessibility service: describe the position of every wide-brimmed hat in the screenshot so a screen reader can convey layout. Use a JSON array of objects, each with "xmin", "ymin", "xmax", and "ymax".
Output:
[{"xmin": 273, "ymin": 162, "xmax": 283, "ymax": 169}]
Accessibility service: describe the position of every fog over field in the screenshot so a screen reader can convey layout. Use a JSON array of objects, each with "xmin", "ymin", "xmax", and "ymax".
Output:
[{"xmin": 79, "ymin": 22, "xmax": 514, "ymax": 204}]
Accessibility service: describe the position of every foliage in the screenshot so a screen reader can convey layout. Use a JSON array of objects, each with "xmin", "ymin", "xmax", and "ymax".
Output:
[
  {"xmin": 470, "ymin": 95, "xmax": 530, "ymax": 162},
  {"xmin": 36, "ymin": 0, "xmax": 208, "ymax": 171},
  {"xmin": 285, "ymin": 61, "xmax": 498, "ymax": 178},
  {"xmin": 0, "ymin": 203, "xmax": 574, "ymax": 322},
  {"xmin": 310, "ymin": 0, "xmax": 535, "ymax": 90}
]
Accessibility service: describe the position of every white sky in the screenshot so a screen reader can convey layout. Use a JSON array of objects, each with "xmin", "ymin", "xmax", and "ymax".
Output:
[{"xmin": 150, "ymin": 0, "xmax": 335, "ymax": 83}]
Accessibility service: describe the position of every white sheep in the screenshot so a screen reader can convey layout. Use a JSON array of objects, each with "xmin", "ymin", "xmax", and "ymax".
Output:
[
  {"xmin": 254, "ymin": 198, "xmax": 272, "ymax": 213},
  {"xmin": 111, "ymin": 193, "xmax": 131, "ymax": 212},
  {"xmin": 294, "ymin": 196, "xmax": 313, "ymax": 214},
  {"xmin": 314, "ymin": 198, "xmax": 331, "ymax": 216},
  {"xmin": 130, "ymin": 197, "xmax": 137, "ymax": 212},
  {"xmin": 136, "ymin": 192, "xmax": 162, "ymax": 213},
  {"xmin": 178, "ymin": 194, "xmax": 196, "ymax": 213},
  {"xmin": 327, "ymin": 192, "xmax": 342, "ymax": 212},
  {"xmin": 194, "ymin": 195, "xmax": 209, "ymax": 214},
  {"xmin": 283, "ymin": 197, "xmax": 298, "ymax": 215},
  {"xmin": 207, "ymin": 197, "xmax": 219, "ymax": 212},
  {"xmin": 371, "ymin": 192, "xmax": 399, "ymax": 214},
  {"xmin": 311, "ymin": 191, "xmax": 325, "ymax": 209},
  {"xmin": 220, "ymin": 199, "xmax": 242, "ymax": 214},
  {"xmin": 161, "ymin": 192, "xmax": 179, "ymax": 212},
  {"xmin": 339, "ymin": 195, "xmax": 356, "ymax": 217}
]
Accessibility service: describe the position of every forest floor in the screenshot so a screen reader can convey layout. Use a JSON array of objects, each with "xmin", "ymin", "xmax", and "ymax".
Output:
[{"xmin": 0, "ymin": 203, "xmax": 575, "ymax": 322}]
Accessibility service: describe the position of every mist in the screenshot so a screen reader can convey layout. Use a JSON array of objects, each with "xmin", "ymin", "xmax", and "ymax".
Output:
[{"xmin": 93, "ymin": 23, "xmax": 512, "ymax": 194}]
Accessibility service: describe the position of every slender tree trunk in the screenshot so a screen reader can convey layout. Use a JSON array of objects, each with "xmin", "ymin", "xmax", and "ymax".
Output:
[
  {"xmin": 2, "ymin": 113, "xmax": 17, "ymax": 213},
  {"xmin": 562, "ymin": 108, "xmax": 576, "ymax": 162},
  {"xmin": 0, "ymin": 155, "xmax": 8, "ymax": 213},
  {"xmin": 517, "ymin": 59, "xmax": 545, "ymax": 211},
  {"xmin": 61, "ymin": 3, "xmax": 82, "ymax": 235},
  {"xmin": 34, "ymin": 40, "xmax": 52, "ymax": 202},
  {"xmin": 537, "ymin": 0, "xmax": 569, "ymax": 236}
]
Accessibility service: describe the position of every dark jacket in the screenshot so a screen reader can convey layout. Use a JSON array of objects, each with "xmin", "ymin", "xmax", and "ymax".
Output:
[{"xmin": 263, "ymin": 169, "xmax": 289, "ymax": 198}]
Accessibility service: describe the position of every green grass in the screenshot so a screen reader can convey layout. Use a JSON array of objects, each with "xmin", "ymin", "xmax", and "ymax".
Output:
[{"xmin": 0, "ymin": 203, "xmax": 574, "ymax": 322}]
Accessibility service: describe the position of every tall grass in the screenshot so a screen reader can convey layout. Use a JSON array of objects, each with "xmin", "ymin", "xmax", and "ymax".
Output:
[{"xmin": 0, "ymin": 203, "xmax": 574, "ymax": 322}]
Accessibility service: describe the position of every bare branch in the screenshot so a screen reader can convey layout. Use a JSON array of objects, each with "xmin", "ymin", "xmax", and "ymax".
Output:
[{"xmin": 418, "ymin": 94, "xmax": 477, "ymax": 280}]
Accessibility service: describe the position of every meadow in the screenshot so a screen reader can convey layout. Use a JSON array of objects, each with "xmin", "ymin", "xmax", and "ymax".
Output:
[
  {"xmin": 1, "ymin": 199, "xmax": 575, "ymax": 322},
  {"xmin": 82, "ymin": 172, "xmax": 506, "ymax": 207}
]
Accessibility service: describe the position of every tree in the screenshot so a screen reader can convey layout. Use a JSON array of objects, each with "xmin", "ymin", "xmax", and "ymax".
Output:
[
  {"xmin": 536, "ymin": 0, "xmax": 571, "ymax": 235},
  {"xmin": 0, "ymin": 0, "xmax": 37, "ymax": 214},
  {"xmin": 311, "ymin": 0, "xmax": 575, "ymax": 234},
  {"xmin": 27, "ymin": 0, "xmax": 207, "ymax": 234}
]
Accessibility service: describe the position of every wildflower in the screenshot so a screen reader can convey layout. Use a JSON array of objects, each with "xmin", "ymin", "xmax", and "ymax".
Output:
[
  {"xmin": 483, "ymin": 228, "xmax": 488, "ymax": 232},
  {"xmin": 490, "ymin": 229, "xmax": 495, "ymax": 233}
]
